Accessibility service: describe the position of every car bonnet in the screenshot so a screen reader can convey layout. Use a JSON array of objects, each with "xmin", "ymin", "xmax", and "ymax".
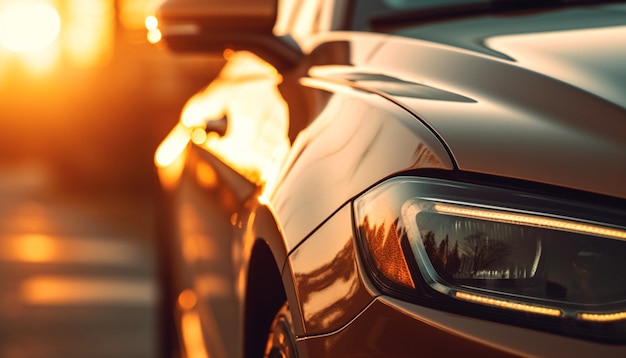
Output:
[{"xmin": 356, "ymin": 6, "xmax": 626, "ymax": 199}]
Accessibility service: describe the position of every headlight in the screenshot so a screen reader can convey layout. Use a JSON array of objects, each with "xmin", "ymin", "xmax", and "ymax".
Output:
[{"xmin": 354, "ymin": 177, "xmax": 626, "ymax": 342}]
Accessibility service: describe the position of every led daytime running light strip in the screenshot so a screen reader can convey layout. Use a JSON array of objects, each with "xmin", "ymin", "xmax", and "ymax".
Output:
[
  {"xmin": 455, "ymin": 292, "xmax": 562, "ymax": 317},
  {"xmin": 433, "ymin": 203, "xmax": 626, "ymax": 240},
  {"xmin": 579, "ymin": 311, "xmax": 626, "ymax": 322}
]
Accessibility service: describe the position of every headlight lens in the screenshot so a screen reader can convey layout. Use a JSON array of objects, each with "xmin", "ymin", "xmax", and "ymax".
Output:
[{"xmin": 354, "ymin": 177, "xmax": 626, "ymax": 341}]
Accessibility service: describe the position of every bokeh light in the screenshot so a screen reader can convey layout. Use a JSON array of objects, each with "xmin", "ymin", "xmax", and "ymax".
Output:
[{"xmin": 0, "ymin": 2, "xmax": 61, "ymax": 53}]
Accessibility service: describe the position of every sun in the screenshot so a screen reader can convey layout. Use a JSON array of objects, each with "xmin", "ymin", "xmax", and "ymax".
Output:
[{"xmin": 0, "ymin": 2, "xmax": 61, "ymax": 53}]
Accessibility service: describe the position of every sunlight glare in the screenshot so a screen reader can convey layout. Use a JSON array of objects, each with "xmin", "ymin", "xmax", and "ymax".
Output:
[
  {"xmin": 181, "ymin": 310, "xmax": 209, "ymax": 358},
  {"xmin": 147, "ymin": 28, "xmax": 162, "ymax": 44},
  {"xmin": 11, "ymin": 234, "xmax": 56, "ymax": 263},
  {"xmin": 0, "ymin": 2, "xmax": 61, "ymax": 53},
  {"xmin": 184, "ymin": 52, "xmax": 290, "ymax": 185},
  {"xmin": 155, "ymin": 124, "xmax": 192, "ymax": 168},
  {"xmin": 122, "ymin": 0, "xmax": 163, "ymax": 29},
  {"xmin": 145, "ymin": 15, "xmax": 162, "ymax": 43},
  {"xmin": 145, "ymin": 15, "xmax": 158, "ymax": 30},
  {"xmin": 0, "ymin": 234, "xmax": 145, "ymax": 266},
  {"xmin": 65, "ymin": 0, "xmax": 114, "ymax": 68},
  {"xmin": 21, "ymin": 276, "xmax": 155, "ymax": 305}
]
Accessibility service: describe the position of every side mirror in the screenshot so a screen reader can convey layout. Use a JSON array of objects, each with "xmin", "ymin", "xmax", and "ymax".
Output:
[{"xmin": 156, "ymin": 0, "xmax": 301, "ymax": 69}]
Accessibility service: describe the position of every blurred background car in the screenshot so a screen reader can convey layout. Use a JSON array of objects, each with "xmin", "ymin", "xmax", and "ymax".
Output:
[{"xmin": 152, "ymin": 0, "xmax": 626, "ymax": 357}]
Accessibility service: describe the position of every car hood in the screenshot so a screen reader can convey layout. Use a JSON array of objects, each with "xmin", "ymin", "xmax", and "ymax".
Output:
[
  {"xmin": 390, "ymin": 3, "xmax": 626, "ymax": 110},
  {"xmin": 316, "ymin": 6, "xmax": 626, "ymax": 199}
]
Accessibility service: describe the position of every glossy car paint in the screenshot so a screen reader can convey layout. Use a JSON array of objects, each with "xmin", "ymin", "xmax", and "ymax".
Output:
[
  {"xmin": 287, "ymin": 204, "xmax": 372, "ymax": 336},
  {"xmin": 155, "ymin": 1, "xmax": 626, "ymax": 357},
  {"xmin": 300, "ymin": 296, "xmax": 626, "ymax": 357},
  {"xmin": 361, "ymin": 31, "xmax": 626, "ymax": 199},
  {"xmin": 267, "ymin": 73, "xmax": 454, "ymax": 249}
]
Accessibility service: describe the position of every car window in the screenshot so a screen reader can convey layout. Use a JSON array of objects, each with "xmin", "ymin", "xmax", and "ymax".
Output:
[
  {"xmin": 276, "ymin": 0, "xmax": 326, "ymax": 41},
  {"xmin": 351, "ymin": 0, "xmax": 488, "ymax": 30},
  {"xmin": 349, "ymin": 0, "xmax": 625, "ymax": 31}
]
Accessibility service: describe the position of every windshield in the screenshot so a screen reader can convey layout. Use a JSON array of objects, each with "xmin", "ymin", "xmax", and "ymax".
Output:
[
  {"xmin": 352, "ymin": 0, "xmax": 494, "ymax": 30},
  {"xmin": 350, "ymin": 0, "xmax": 625, "ymax": 31}
]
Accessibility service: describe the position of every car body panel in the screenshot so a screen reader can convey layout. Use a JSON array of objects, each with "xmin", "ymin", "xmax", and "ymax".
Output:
[
  {"xmin": 362, "ymin": 32, "xmax": 626, "ymax": 199},
  {"xmin": 302, "ymin": 27, "xmax": 626, "ymax": 199},
  {"xmin": 265, "ymin": 80, "xmax": 454, "ymax": 251},
  {"xmin": 287, "ymin": 204, "xmax": 373, "ymax": 336},
  {"xmin": 298, "ymin": 296, "xmax": 626, "ymax": 358}
]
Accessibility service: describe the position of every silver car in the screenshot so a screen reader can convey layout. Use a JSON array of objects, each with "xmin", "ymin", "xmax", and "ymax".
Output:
[{"xmin": 153, "ymin": 0, "xmax": 626, "ymax": 357}]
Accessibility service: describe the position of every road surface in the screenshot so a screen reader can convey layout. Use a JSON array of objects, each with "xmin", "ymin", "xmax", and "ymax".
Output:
[{"xmin": 0, "ymin": 163, "xmax": 158, "ymax": 358}]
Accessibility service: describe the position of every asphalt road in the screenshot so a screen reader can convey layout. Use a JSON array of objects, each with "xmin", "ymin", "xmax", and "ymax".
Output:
[{"xmin": 0, "ymin": 164, "xmax": 158, "ymax": 358}]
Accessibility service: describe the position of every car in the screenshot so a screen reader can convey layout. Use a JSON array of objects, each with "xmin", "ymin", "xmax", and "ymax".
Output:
[{"xmin": 151, "ymin": 0, "xmax": 626, "ymax": 357}]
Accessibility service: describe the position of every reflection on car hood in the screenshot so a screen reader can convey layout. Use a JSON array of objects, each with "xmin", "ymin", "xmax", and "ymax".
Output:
[
  {"xmin": 391, "ymin": 3, "xmax": 626, "ymax": 109},
  {"xmin": 485, "ymin": 26, "xmax": 626, "ymax": 110},
  {"xmin": 354, "ymin": 14, "xmax": 626, "ymax": 199}
]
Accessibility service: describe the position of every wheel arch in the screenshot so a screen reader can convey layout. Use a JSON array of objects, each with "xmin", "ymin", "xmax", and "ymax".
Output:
[
  {"xmin": 242, "ymin": 204, "xmax": 303, "ymax": 358},
  {"xmin": 243, "ymin": 240, "xmax": 285, "ymax": 358}
]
